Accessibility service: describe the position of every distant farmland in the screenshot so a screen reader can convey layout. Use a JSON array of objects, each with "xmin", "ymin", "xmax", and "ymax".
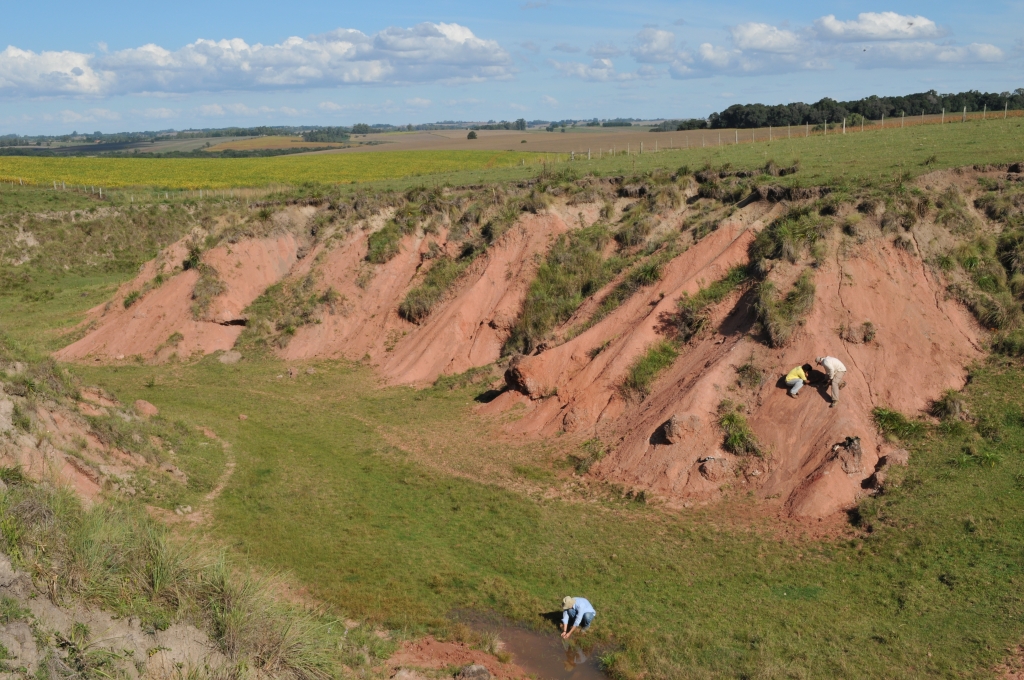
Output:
[
  {"xmin": 0, "ymin": 150, "xmax": 545, "ymax": 189},
  {"xmin": 204, "ymin": 135, "xmax": 350, "ymax": 151}
]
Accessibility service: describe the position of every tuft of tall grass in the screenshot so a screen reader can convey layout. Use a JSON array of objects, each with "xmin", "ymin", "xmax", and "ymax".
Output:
[
  {"xmin": 399, "ymin": 254, "xmax": 475, "ymax": 323},
  {"xmin": 619, "ymin": 340, "xmax": 678, "ymax": 400},
  {"xmin": 673, "ymin": 266, "xmax": 749, "ymax": 343},
  {"xmin": 191, "ymin": 266, "xmax": 226, "ymax": 319},
  {"xmin": 0, "ymin": 482, "xmax": 375, "ymax": 680},
  {"xmin": 931, "ymin": 389, "xmax": 967, "ymax": 420},
  {"xmin": 873, "ymin": 407, "xmax": 926, "ymax": 440},
  {"xmin": 503, "ymin": 224, "xmax": 621, "ymax": 355},
  {"xmin": 749, "ymin": 208, "xmax": 833, "ymax": 263},
  {"xmin": 755, "ymin": 269, "xmax": 816, "ymax": 347},
  {"xmin": 365, "ymin": 222, "xmax": 405, "ymax": 264},
  {"xmin": 236, "ymin": 274, "xmax": 338, "ymax": 351},
  {"xmin": 717, "ymin": 400, "xmax": 761, "ymax": 456},
  {"xmin": 935, "ymin": 186, "xmax": 978, "ymax": 235}
]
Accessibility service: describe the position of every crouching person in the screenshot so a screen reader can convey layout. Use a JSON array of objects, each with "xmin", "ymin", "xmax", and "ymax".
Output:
[{"xmin": 560, "ymin": 596, "xmax": 596, "ymax": 639}]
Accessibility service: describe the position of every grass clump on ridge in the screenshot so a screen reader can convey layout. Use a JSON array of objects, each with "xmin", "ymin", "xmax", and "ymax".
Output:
[
  {"xmin": 673, "ymin": 266, "xmax": 749, "ymax": 343},
  {"xmin": 620, "ymin": 340, "xmax": 678, "ymax": 400},
  {"xmin": 717, "ymin": 399, "xmax": 762, "ymax": 456},
  {"xmin": 873, "ymin": 406, "xmax": 926, "ymax": 441},
  {"xmin": 399, "ymin": 253, "xmax": 475, "ymax": 323},
  {"xmin": 503, "ymin": 223, "xmax": 622, "ymax": 355},
  {"xmin": 236, "ymin": 274, "xmax": 340, "ymax": 352},
  {"xmin": 755, "ymin": 269, "xmax": 816, "ymax": 347},
  {"xmin": 749, "ymin": 207, "xmax": 833, "ymax": 265}
]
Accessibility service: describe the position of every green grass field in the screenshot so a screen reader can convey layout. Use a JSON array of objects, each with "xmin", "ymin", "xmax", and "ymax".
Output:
[
  {"xmin": 68, "ymin": 353, "xmax": 1024, "ymax": 679},
  {"xmin": 0, "ymin": 150, "xmax": 545, "ymax": 189},
  {"xmin": 3, "ymin": 116, "xmax": 1024, "ymax": 678},
  {"xmin": 1, "ymin": 118, "xmax": 1021, "ymax": 192}
]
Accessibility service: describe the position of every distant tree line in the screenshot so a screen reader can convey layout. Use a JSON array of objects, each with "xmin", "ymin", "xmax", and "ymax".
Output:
[
  {"xmin": 650, "ymin": 119, "xmax": 707, "ymax": 132},
  {"xmin": 471, "ymin": 119, "xmax": 527, "ymax": 131},
  {"xmin": 705, "ymin": 88, "xmax": 1024, "ymax": 129},
  {"xmin": 301, "ymin": 127, "xmax": 351, "ymax": 143}
]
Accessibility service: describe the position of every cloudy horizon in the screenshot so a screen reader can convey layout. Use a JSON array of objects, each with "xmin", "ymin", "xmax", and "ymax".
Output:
[{"xmin": 1, "ymin": 1, "xmax": 1020, "ymax": 134}]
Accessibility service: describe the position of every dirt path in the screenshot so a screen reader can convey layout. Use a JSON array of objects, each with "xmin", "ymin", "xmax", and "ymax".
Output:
[{"xmin": 187, "ymin": 428, "xmax": 236, "ymax": 525}]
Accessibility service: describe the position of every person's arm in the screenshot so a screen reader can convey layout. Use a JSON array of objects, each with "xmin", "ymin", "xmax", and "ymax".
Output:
[
  {"xmin": 563, "ymin": 608, "xmax": 585, "ymax": 638},
  {"xmin": 561, "ymin": 610, "xmax": 569, "ymax": 635}
]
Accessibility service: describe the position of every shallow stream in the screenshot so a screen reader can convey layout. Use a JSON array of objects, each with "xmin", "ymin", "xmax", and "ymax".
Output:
[{"xmin": 460, "ymin": 612, "xmax": 606, "ymax": 680}]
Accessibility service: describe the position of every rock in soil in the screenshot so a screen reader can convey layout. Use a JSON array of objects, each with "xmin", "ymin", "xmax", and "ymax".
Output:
[{"xmin": 457, "ymin": 665, "xmax": 492, "ymax": 680}]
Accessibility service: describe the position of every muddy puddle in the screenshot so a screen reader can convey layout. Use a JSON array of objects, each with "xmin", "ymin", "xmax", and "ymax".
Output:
[{"xmin": 457, "ymin": 612, "xmax": 606, "ymax": 680}]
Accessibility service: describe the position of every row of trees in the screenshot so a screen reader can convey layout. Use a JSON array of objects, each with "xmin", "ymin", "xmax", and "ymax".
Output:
[
  {"xmin": 705, "ymin": 89, "xmax": 1024, "ymax": 129},
  {"xmin": 471, "ymin": 119, "xmax": 528, "ymax": 131}
]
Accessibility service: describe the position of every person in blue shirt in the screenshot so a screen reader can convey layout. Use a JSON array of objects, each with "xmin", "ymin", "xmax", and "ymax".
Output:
[{"xmin": 560, "ymin": 596, "xmax": 596, "ymax": 639}]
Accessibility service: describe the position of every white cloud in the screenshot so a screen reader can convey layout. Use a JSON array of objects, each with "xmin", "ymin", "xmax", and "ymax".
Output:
[
  {"xmin": 588, "ymin": 41, "xmax": 623, "ymax": 58},
  {"xmin": 552, "ymin": 43, "xmax": 580, "ymax": 53},
  {"xmin": 199, "ymin": 104, "xmax": 225, "ymax": 116},
  {"xmin": 140, "ymin": 107, "xmax": 175, "ymax": 118},
  {"xmin": 815, "ymin": 12, "xmax": 940, "ymax": 41},
  {"xmin": 697, "ymin": 43, "xmax": 735, "ymax": 69},
  {"xmin": 666, "ymin": 12, "xmax": 1004, "ymax": 79},
  {"xmin": 405, "ymin": 97, "xmax": 431, "ymax": 107},
  {"xmin": 0, "ymin": 22, "xmax": 512, "ymax": 98},
  {"xmin": 550, "ymin": 58, "xmax": 624, "ymax": 81},
  {"xmin": 541, "ymin": 95, "xmax": 558, "ymax": 106},
  {"xmin": 319, "ymin": 101, "xmax": 343, "ymax": 111},
  {"xmin": 856, "ymin": 41, "xmax": 1004, "ymax": 67},
  {"xmin": 631, "ymin": 29, "xmax": 676, "ymax": 63},
  {"xmin": 59, "ymin": 108, "xmax": 120, "ymax": 124},
  {"xmin": 730, "ymin": 23, "xmax": 801, "ymax": 53}
]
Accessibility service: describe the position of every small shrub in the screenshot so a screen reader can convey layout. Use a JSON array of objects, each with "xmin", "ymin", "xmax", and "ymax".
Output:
[
  {"xmin": 717, "ymin": 401, "xmax": 761, "ymax": 456},
  {"xmin": 930, "ymin": 389, "xmax": 966, "ymax": 420},
  {"xmin": 191, "ymin": 267, "xmax": 226, "ymax": 319},
  {"xmin": 467, "ymin": 131, "xmax": 478, "ymax": 140},
  {"xmin": 735, "ymin": 360, "xmax": 765, "ymax": 389},
  {"xmin": 10, "ymin": 404, "xmax": 30, "ymax": 432},
  {"xmin": 123, "ymin": 290, "xmax": 141, "ymax": 309},
  {"xmin": 620, "ymin": 341, "xmax": 678, "ymax": 400},
  {"xmin": 570, "ymin": 438, "xmax": 607, "ymax": 474},
  {"xmin": 993, "ymin": 328, "xmax": 1024, "ymax": 356}
]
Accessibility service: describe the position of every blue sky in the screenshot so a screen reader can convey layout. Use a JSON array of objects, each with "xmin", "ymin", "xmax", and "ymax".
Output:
[{"xmin": 1, "ymin": 1, "xmax": 1020, "ymax": 134}]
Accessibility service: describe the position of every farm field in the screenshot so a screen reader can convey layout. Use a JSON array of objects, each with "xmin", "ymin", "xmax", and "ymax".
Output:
[
  {"xmin": 204, "ymin": 135, "xmax": 350, "ymax": 151},
  {"xmin": 0, "ymin": 117, "xmax": 1021, "ymax": 192},
  {"xmin": 0, "ymin": 149, "xmax": 545, "ymax": 189}
]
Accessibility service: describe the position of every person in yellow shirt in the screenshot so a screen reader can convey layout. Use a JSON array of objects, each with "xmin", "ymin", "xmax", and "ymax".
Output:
[{"xmin": 785, "ymin": 364, "xmax": 813, "ymax": 398}]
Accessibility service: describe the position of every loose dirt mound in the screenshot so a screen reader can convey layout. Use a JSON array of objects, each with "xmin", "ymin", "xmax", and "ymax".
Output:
[
  {"xmin": 282, "ymin": 213, "xmax": 575, "ymax": 380},
  {"xmin": 56, "ymin": 232, "xmax": 302, "ymax": 362}
]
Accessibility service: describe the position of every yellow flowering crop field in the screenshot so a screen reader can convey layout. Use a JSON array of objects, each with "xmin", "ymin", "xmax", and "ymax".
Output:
[{"xmin": 0, "ymin": 150, "xmax": 546, "ymax": 189}]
